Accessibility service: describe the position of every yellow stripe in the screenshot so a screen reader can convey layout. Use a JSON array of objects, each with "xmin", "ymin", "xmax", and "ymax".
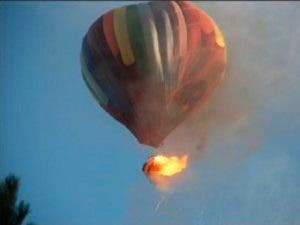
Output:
[
  {"xmin": 212, "ymin": 20, "xmax": 225, "ymax": 48},
  {"xmin": 113, "ymin": 7, "xmax": 135, "ymax": 66},
  {"xmin": 211, "ymin": 20, "xmax": 227, "ymax": 65}
]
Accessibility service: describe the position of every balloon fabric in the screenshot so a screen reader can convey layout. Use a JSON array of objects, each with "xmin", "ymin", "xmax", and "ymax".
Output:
[{"xmin": 80, "ymin": 1, "xmax": 227, "ymax": 148}]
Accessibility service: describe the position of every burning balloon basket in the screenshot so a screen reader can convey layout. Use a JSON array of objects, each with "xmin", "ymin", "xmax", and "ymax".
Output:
[{"xmin": 142, "ymin": 154, "xmax": 188, "ymax": 190}]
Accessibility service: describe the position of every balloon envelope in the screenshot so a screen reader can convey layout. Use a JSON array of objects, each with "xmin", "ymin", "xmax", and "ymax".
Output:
[{"xmin": 80, "ymin": 1, "xmax": 226, "ymax": 147}]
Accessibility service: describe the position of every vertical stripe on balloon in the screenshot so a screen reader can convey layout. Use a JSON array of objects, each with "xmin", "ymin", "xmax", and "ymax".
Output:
[
  {"xmin": 80, "ymin": 52, "xmax": 108, "ymax": 105},
  {"xmin": 177, "ymin": 1, "xmax": 202, "ymax": 54},
  {"xmin": 149, "ymin": 1, "xmax": 174, "ymax": 93},
  {"xmin": 137, "ymin": 4, "xmax": 163, "ymax": 82},
  {"xmin": 176, "ymin": 1, "xmax": 203, "ymax": 86},
  {"xmin": 103, "ymin": 10, "xmax": 120, "ymax": 57},
  {"xmin": 113, "ymin": 7, "xmax": 135, "ymax": 66},
  {"xmin": 126, "ymin": 5, "xmax": 148, "ymax": 76},
  {"xmin": 170, "ymin": 1, "xmax": 187, "ymax": 58},
  {"xmin": 171, "ymin": 1, "xmax": 188, "ymax": 86}
]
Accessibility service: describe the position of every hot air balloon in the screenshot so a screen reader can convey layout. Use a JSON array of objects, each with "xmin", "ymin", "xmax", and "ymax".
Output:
[{"xmin": 80, "ymin": 1, "xmax": 226, "ymax": 148}]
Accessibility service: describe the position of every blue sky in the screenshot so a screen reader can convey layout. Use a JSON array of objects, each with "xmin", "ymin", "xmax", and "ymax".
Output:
[{"xmin": 1, "ymin": 2, "xmax": 300, "ymax": 225}]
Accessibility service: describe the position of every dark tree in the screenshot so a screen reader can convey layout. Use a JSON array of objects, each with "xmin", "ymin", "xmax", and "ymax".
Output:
[{"xmin": 0, "ymin": 174, "xmax": 35, "ymax": 225}]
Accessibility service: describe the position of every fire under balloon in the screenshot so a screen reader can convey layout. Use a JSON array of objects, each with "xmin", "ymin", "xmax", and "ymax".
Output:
[
  {"xmin": 143, "ymin": 155, "xmax": 188, "ymax": 190},
  {"xmin": 143, "ymin": 155, "xmax": 188, "ymax": 176}
]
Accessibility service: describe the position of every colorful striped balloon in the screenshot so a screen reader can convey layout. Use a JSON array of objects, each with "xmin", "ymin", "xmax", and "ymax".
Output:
[{"xmin": 80, "ymin": 1, "xmax": 227, "ymax": 148}]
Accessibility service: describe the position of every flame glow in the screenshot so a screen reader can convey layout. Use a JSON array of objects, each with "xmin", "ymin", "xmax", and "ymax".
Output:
[{"xmin": 143, "ymin": 155, "xmax": 188, "ymax": 176}]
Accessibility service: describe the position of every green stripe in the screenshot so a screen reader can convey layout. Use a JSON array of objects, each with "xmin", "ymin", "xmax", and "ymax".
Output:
[
  {"xmin": 80, "ymin": 54, "xmax": 109, "ymax": 105},
  {"xmin": 126, "ymin": 4, "xmax": 149, "ymax": 75},
  {"xmin": 138, "ymin": 3, "xmax": 163, "ymax": 81}
]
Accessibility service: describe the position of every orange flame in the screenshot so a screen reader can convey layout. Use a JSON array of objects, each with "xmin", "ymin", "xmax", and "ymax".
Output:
[{"xmin": 143, "ymin": 155, "xmax": 188, "ymax": 177}]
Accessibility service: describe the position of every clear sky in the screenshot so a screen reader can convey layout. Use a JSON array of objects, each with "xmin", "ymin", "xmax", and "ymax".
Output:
[{"xmin": 1, "ymin": 2, "xmax": 300, "ymax": 225}]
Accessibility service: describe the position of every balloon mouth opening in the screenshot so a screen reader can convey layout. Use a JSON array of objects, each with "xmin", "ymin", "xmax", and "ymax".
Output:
[{"xmin": 135, "ymin": 132, "xmax": 165, "ymax": 148}]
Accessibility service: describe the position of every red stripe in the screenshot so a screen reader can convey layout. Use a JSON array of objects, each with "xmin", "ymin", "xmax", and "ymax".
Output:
[
  {"xmin": 103, "ymin": 10, "xmax": 119, "ymax": 57},
  {"xmin": 177, "ymin": 1, "xmax": 202, "ymax": 52},
  {"xmin": 170, "ymin": 1, "xmax": 187, "ymax": 58}
]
